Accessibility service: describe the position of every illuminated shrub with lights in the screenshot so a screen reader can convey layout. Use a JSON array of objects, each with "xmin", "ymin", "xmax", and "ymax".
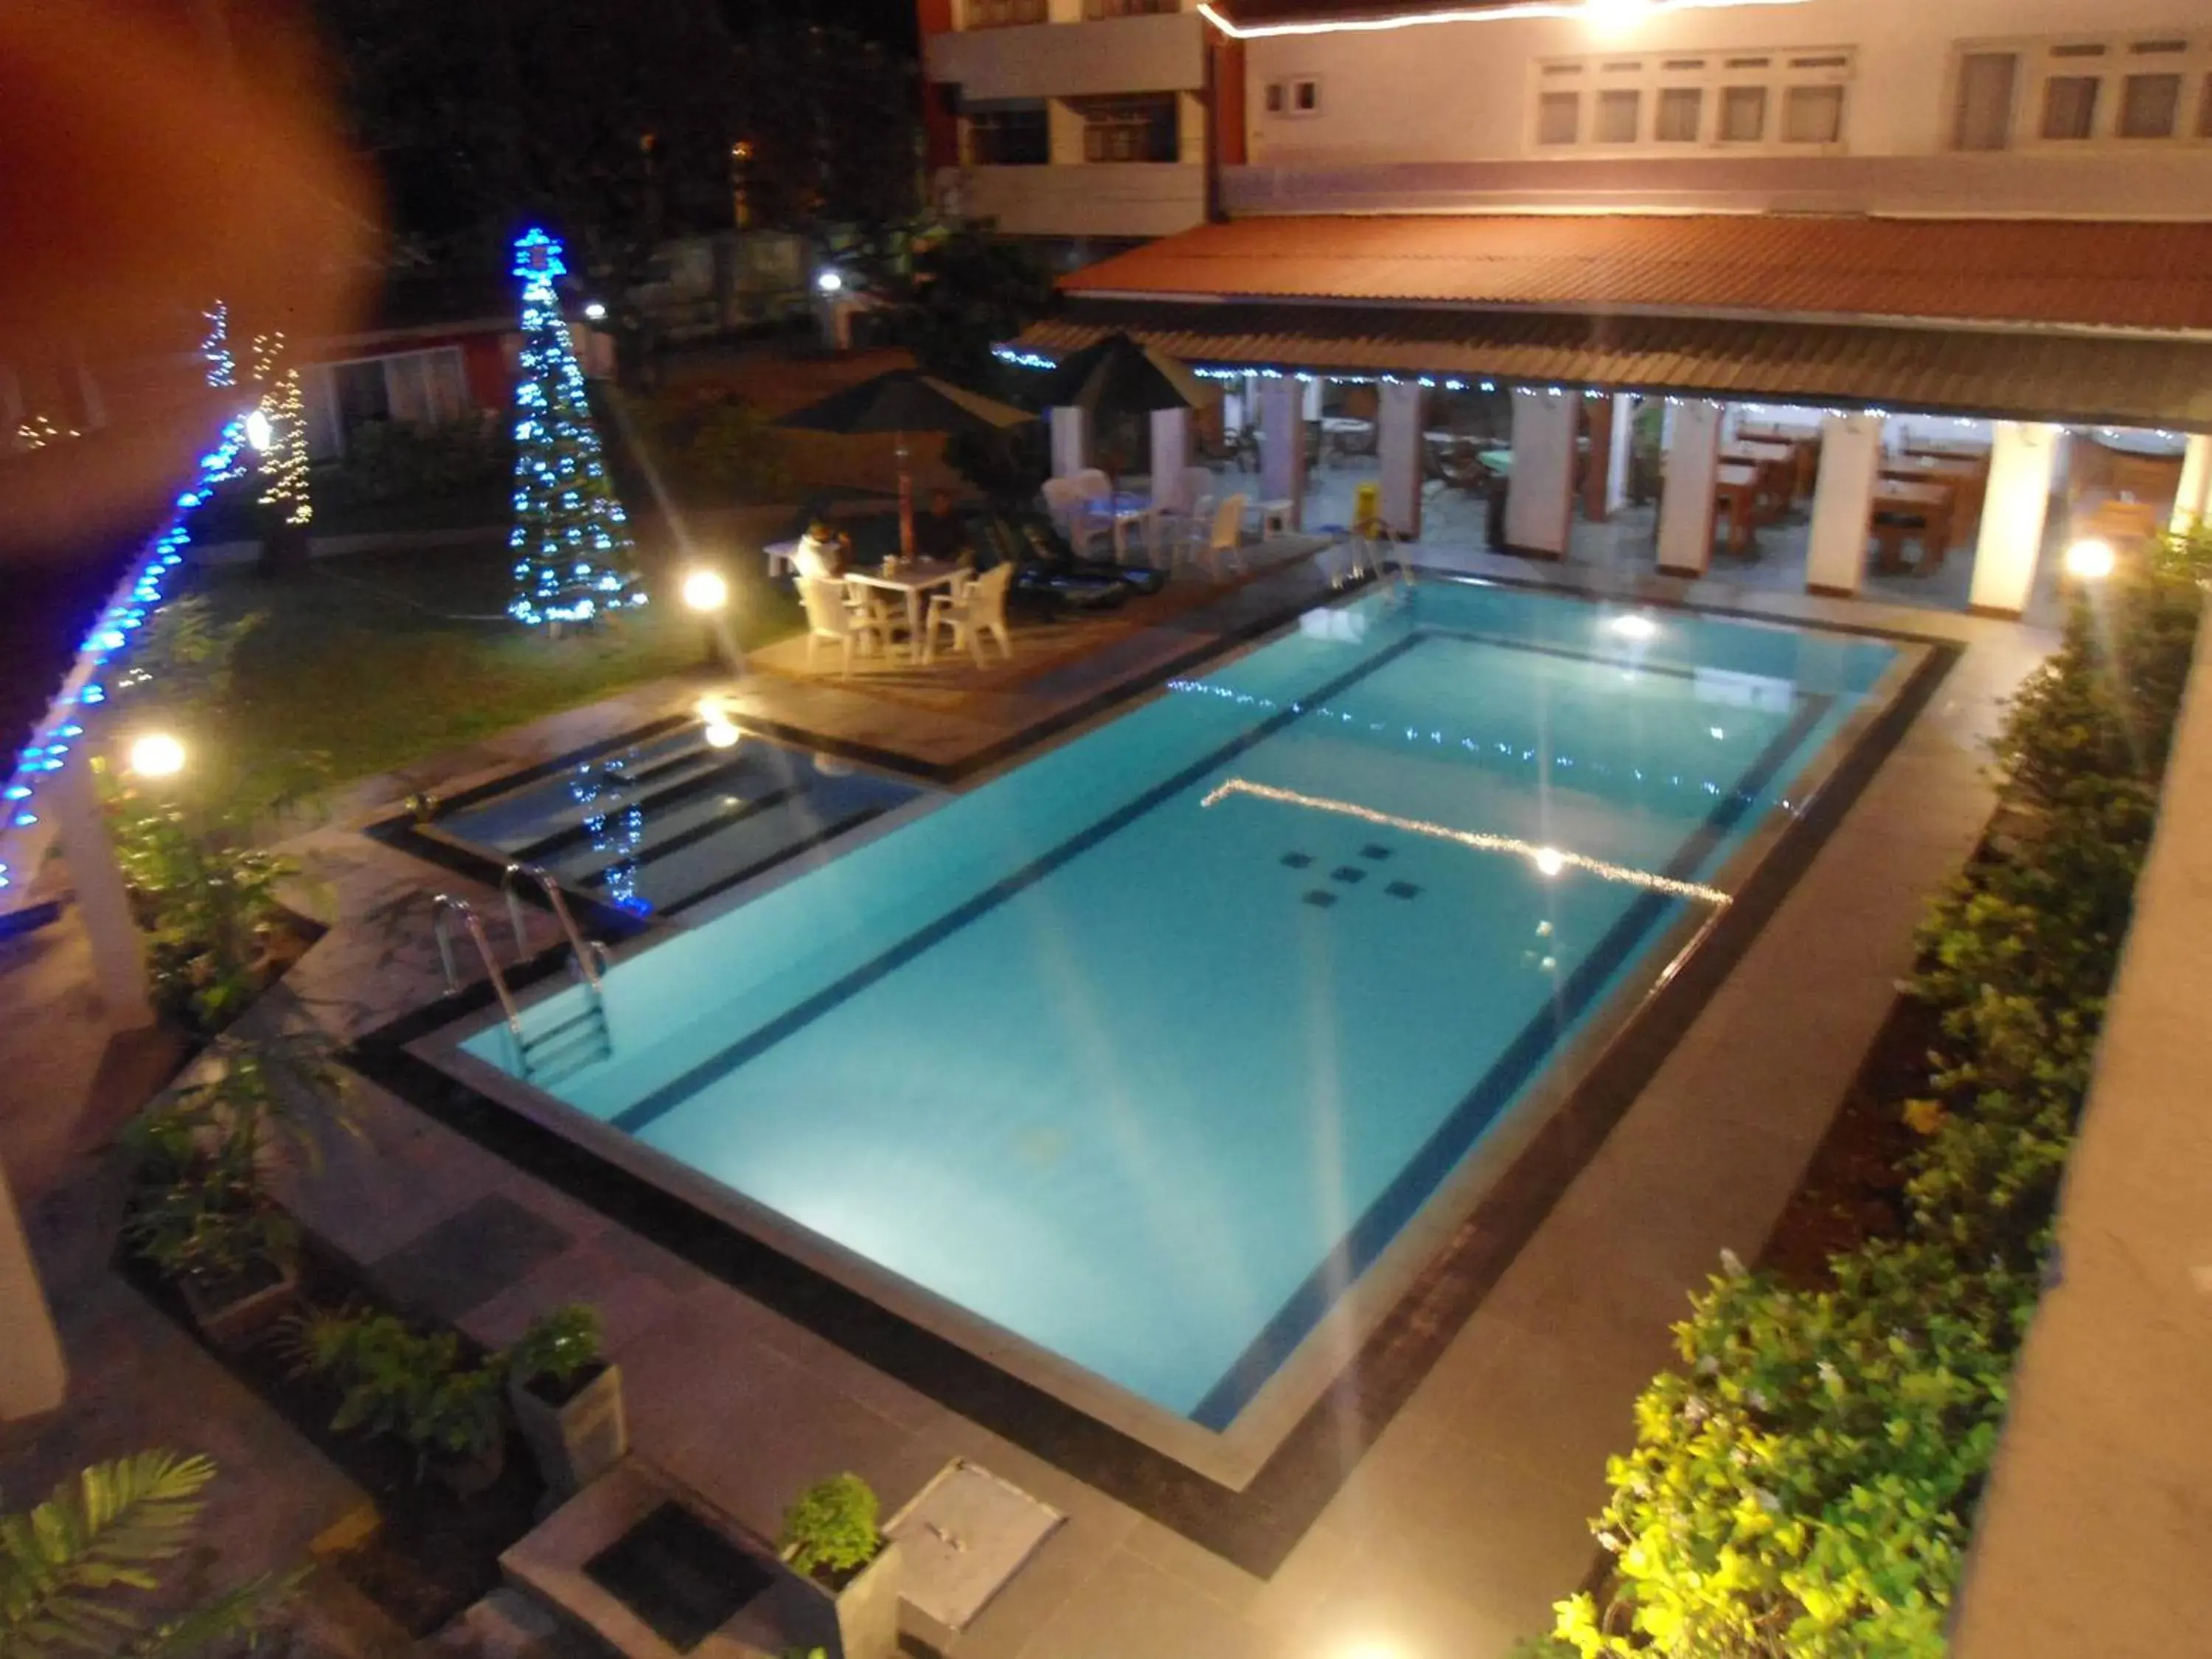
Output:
[{"xmin": 1555, "ymin": 527, "xmax": 2212, "ymax": 1658}]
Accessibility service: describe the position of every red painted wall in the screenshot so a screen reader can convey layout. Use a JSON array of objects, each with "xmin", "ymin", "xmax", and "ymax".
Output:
[
  {"xmin": 917, "ymin": 0, "xmax": 959, "ymax": 172},
  {"xmin": 1212, "ymin": 35, "xmax": 1247, "ymax": 169}
]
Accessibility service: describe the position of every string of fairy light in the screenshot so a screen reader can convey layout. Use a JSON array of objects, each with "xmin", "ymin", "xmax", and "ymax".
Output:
[
  {"xmin": 506, "ymin": 226, "xmax": 645, "ymax": 627},
  {"xmin": 0, "ymin": 422, "xmax": 249, "ymax": 895},
  {"xmin": 250, "ymin": 331, "xmax": 312, "ymax": 526}
]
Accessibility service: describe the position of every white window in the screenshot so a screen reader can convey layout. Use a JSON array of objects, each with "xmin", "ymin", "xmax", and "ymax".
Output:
[
  {"xmin": 1719, "ymin": 85, "xmax": 1768, "ymax": 142},
  {"xmin": 1953, "ymin": 31, "xmax": 2212, "ymax": 148},
  {"xmin": 1264, "ymin": 77, "xmax": 1322, "ymax": 117},
  {"xmin": 1595, "ymin": 88, "xmax": 1641, "ymax": 143},
  {"xmin": 1530, "ymin": 46, "xmax": 1851, "ymax": 152},
  {"xmin": 1537, "ymin": 91, "xmax": 1581, "ymax": 145},
  {"xmin": 383, "ymin": 347, "xmax": 468, "ymax": 425},
  {"xmin": 1952, "ymin": 51, "xmax": 2019, "ymax": 150}
]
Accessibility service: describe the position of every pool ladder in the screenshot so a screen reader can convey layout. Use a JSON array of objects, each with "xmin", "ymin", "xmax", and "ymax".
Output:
[
  {"xmin": 1344, "ymin": 526, "xmax": 1416, "ymax": 605},
  {"xmin": 432, "ymin": 863, "xmax": 613, "ymax": 1085}
]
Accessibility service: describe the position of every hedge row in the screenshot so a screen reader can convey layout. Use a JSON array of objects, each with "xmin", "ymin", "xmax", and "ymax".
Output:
[{"xmin": 1547, "ymin": 529, "xmax": 2212, "ymax": 1658}]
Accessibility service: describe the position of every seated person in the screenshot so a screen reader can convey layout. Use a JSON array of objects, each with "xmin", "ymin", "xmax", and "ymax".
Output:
[
  {"xmin": 911, "ymin": 490, "xmax": 971, "ymax": 565},
  {"xmin": 791, "ymin": 519, "xmax": 850, "ymax": 581}
]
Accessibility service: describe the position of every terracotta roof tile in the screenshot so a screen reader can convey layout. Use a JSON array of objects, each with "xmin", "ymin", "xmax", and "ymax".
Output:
[
  {"xmin": 1060, "ymin": 215, "xmax": 2212, "ymax": 333},
  {"xmin": 1017, "ymin": 300, "xmax": 2212, "ymax": 428}
]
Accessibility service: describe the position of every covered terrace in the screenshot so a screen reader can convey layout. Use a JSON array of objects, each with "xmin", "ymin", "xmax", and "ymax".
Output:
[{"xmin": 1011, "ymin": 213, "xmax": 2212, "ymax": 619}]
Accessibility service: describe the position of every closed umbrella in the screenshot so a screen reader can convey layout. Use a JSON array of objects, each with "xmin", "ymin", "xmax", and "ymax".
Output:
[{"xmin": 775, "ymin": 369, "xmax": 1035, "ymax": 557}]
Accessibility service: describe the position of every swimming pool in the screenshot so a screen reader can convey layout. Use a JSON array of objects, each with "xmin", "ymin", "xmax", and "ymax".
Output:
[{"xmin": 448, "ymin": 580, "xmax": 1905, "ymax": 1460}]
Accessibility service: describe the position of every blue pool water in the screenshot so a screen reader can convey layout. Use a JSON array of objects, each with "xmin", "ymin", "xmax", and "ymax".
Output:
[{"xmin": 467, "ymin": 582, "xmax": 1898, "ymax": 1426}]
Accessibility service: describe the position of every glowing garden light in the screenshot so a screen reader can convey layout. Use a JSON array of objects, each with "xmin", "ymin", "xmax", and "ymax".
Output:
[
  {"xmin": 245, "ymin": 410, "xmax": 274, "ymax": 453},
  {"xmin": 815, "ymin": 270, "xmax": 845, "ymax": 295},
  {"xmin": 703, "ymin": 718, "xmax": 741, "ymax": 750},
  {"xmin": 584, "ymin": 301, "xmax": 608, "ymax": 321},
  {"xmin": 505, "ymin": 228, "xmax": 646, "ymax": 628},
  {"xmin": 681, "ymin": 568, "xmax": 730, "ymax": 613},
  {"xmin": 125, "ymin": 733, "xmax": 186, "ymax": 779},
  {"xmin": 2065, "ymin": 538, "xmax": 2115, "ymax": 581}
]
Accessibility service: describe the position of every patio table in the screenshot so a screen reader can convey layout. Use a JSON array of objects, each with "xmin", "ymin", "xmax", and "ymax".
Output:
[
  {"xmin": 1713, "ymin": 463, "xmax": 1762, "ymax": 555},
  {"xmin": 1881, "ymin": 456, "xmax": 1983, "ymax": 534},
  {"xmin": 846, "ymin": 558, "xmax": 967, "ymax": 656},
  {"xmin": 1084, "ymin": 490, "xmax": 1158, "ymax": 563}
]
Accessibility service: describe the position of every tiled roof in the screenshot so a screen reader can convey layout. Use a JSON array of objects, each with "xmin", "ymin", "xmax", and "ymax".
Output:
[
  {"xmin": 1016, "ymin": 300, "xmax": 2212, "ymax": 428},
  {"xmin": 1060, "ymin": 215, "xmax": 2212, "ymax": 334}
]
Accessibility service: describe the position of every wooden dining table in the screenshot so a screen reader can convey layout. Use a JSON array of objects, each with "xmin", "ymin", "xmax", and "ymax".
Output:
[
  {"xmin": 1713, "ymin": 464, "xmax": 1763, "ymax": 555},
  {"xmin": 1722, "ymin": 440, "xmax": 1798, "ymax": 518},
  {"xmin": 1869, "ymin": 481, "xmax": 1955, "ymax": 573},
  {"xmin": 1880, "ymin": 456, "xmax": 1984, "ymax": 536},
  {"xmin": 1736, "ymin": 425, "xmax": 1822, "ymax": 496}
]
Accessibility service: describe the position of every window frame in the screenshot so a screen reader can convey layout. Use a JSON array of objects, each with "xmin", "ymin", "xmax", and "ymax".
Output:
[
  {"xmin": 1950, "ymin": 31, "xmax": 2212, "ymax": 150},
  {"xmin": 961, "ymin": 0, "xmax": 1048, "ymax": 27},
  {"xmin": 1072, "ymin": 91, "xmax": 1180, "ymax": 164},
  {"xmin": 1527, "ymin": 46, "xmax": 1853, "ymax": 153},
  {"xmin": 1263, "ymin": 75, "xmax": 1324, "ymax": 119}
]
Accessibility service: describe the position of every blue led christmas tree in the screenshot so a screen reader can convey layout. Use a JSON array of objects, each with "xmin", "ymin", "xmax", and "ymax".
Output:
[{"xmin": 507, "ymin": 228, "xmax": 645, "ymax": 627}]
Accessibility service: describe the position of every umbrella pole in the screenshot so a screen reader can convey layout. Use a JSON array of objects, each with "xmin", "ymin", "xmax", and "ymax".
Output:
[{"xmin": 897, "ymin": 431, "xmax": 916, "ymax": 560}]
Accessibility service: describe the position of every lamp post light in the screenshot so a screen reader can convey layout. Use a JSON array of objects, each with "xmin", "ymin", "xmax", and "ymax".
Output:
[
  {"xmin": 681, "ymin": 566, "xmax": 740, "ymax": 671},
  {"xmin": 2064, "ymin": 538, "xmax": 2116, "ymax": 582},
  {"xmin": 125, "ymin": 732, "xmax": 187, "ymax": 780}
]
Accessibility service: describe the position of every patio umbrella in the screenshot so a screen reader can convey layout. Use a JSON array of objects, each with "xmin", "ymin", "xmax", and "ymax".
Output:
[
  {"xmin": 775, "ymin": 369, "xmax": 1035, "ymax": 557},
  {"xmin": 1031, "ymin": 332, "xmax": 1219, "ymax": 417}
]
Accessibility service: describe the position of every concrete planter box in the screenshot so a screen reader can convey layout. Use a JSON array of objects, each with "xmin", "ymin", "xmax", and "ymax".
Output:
[
  {"xmin": 178, "ymin": 1262, "xmax": 300, "ymax": 1350},
  {"xmin": 787, "ymin": 1537, "xmax": 904, "ymax": 1659},
  {"xmin": 510, "ymin": 1362, "xmax": 627, "ymax": 1500}
]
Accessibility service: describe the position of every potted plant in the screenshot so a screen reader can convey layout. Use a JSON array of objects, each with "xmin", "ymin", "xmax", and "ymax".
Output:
[
  {"xmin": 504, "ymin": 1303, "xmax": 626, "ymax": 1498},
  {"xmin": 124, "ymin": 1075, "xmax": 302, "ymax": 1349},
  {"xmin": 778, "ymin": 1475, "xmax": 902, "ymax": 1659},
  {"xmin": 291, "ymin": 1307, "xmax": 508, "ymax": 1497}
]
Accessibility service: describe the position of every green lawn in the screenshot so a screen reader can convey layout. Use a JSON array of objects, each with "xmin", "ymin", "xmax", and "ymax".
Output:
[{"xmin": 195, "ymin": 540, "xmax": 800, "ymax": 786}]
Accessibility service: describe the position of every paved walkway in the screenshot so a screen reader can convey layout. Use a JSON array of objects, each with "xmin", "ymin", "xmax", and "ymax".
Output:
[{"xmin": 4, "ymin": 545, "xmax": 2051, "ymax": 1658}]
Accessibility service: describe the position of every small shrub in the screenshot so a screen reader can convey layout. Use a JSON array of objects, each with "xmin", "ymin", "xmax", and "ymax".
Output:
[
  {"xmin": 1553, "ymin": 528, "xmax": 2211, "ymax": 1655},
  {"xmin": 506, "ymin": 1304, "xmax": 603, "ymax": 1395},
  {"xmin": 290, "ymin": 1307, "xmax": 504, "ymax": 1470},
  {"xmin": 333, "ymin": 417, "xmax": 511, "ymax": 504},
  {"xmin": 779, "ymin": 1474, "xmax": 880, "ymax": 1579}
]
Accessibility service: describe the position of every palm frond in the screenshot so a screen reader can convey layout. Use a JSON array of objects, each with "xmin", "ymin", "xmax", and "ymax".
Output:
[
  {"xmin": 125, "ymin": 1568, "xmax": 305, "ymax": 1659},
  {"xmin": 0, "ymin": 1452, "xmax": 216, "ymax": 1659}
]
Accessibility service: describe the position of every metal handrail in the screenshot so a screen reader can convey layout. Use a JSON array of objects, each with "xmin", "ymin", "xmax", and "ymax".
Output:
[
  {"xmin": 432, "ymin": 894, "xmax": 524, "ymax": 1046},
  {"xmin": 502, "ymin": 862, "xmax": 606, "ymax": 993}
]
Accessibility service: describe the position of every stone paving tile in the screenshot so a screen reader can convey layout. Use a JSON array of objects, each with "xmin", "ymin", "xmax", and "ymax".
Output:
[
  {"xmin": 1013, "ymin": 1549, "xmax": 1273, "ymax": 1659},
  {"xmin": 367, "ymin": 1191, "xmax": 574, "ymax": 1325}
]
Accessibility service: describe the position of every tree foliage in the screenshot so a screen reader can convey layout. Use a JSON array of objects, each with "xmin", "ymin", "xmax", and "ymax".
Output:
[
  {"xmin": 1554, "ymin": 527, "xmax": 2212, "ymax": 1656},
  {"xmin": 0, "ymin": 1452, "xmax": 294, "ymax": 1659}
]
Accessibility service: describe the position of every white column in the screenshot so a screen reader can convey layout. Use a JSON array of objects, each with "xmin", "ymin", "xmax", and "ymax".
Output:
[
  {"xmin": 2171, "ymin": 434, "xmax": 2212, "ymax": 534},
  {"xmin": 1804, "ymin": 411, "xmax": 1885, "ymax": 597},
  {"xmin": 0, "ymin": 1163, "xmax": 65, "ymax": 1420},
  {"xmin": 1656, "ymin": 400, "xmax": 1723, "ymax": 577},
  {"xmin": 1377, "ymin": 381, "xmax": 1424, "ymax": 540},
  {"xmin": 1504, "ymin": 389, "xmax": 1576, "ymax": 557},
  {"xmin": 1149, "ymin": 408, "xmax": 1192, "ymax": 507},
  {"xmin": 1606, "ymin": 393, "xmax": 1635, "ymax": 515},
  {"xmin": 46, "ymin": 754, "xmax": 154, "ymax": 1030},
  {"xmin": 1301, "ymin": 377, "xmax": 1323, "ymax": 420},
  {"xmin": 1969, "ymin": 421, "xmax": 2060, "ymax": 617},
  {"xmin": 1049, "ymin": 406, "xmax": 1087, "ymax": 478},
  {"xmin": 1259, "ymin": 377, "xmax": 1305, "ymax": 530}
]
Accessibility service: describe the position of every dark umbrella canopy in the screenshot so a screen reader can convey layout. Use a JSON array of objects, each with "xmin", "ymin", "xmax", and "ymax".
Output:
[
  {"xmin": 774, "ymin": 369, "xmax": 1034, "ymax": 437},
  {"xmin": 1032, "ymin": 333, "xmax": 1218, "ymax": 417},
  {"xmin": 775, "ymin": 370, "xmax": 1034, "ymax": 559}
]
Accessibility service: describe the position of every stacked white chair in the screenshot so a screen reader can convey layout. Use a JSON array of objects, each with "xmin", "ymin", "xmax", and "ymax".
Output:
[{"xmin": 797, "ymin": 577, "xmax": 887, "ymax": 676}]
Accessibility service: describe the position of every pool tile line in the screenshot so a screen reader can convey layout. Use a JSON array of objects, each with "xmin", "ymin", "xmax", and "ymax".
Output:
[
  {"xmin": 1183, "ymin": 686, "xmax": 1833, "ymax": 1430},
  {"xmin": 604, "ymin": 633, "xmax": 1432, "ymax": 1137},
  {"xmin": 344, "ymin": 630, "xmax": 1960, "ymax": 1581}
]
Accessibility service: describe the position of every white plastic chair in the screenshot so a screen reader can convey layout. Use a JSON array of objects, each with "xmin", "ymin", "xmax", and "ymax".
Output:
[
  {"xmin": 923, "ymin": 563, "xmax": 1015, "ymax": 667},
  {"xmin": 1150, "ymin": 466, "xmax": 1217, "ymax": 566},
  {"xmin": 1166, "ymin": 493, "xmax": 1215, "ymax": 571},
  {"xmin": 1042, "ymin": 476, "xmax": 1114, "ymax": 560},
  {"xmin": 796, "ymin": 577, "xmax": 886, "ymax": 676},
  {"xmin": 1206, "ymin": 493, "xmax": 1249, "ymax": 580}
]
